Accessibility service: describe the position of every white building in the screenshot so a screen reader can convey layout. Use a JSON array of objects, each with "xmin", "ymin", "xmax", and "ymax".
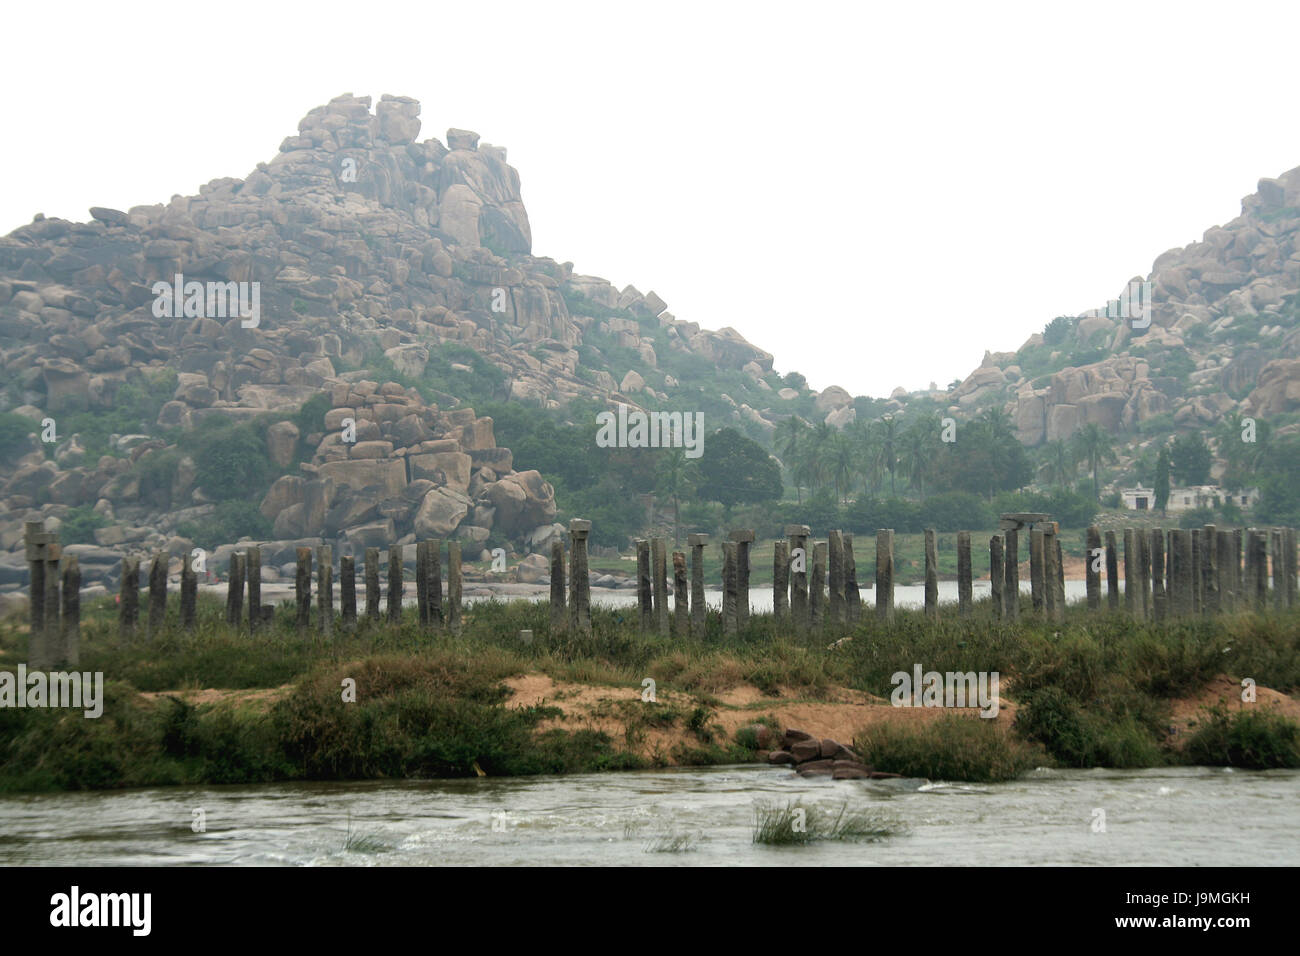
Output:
[{"xmin": 1121, "ymin": 485, "xmax": 1259, "ymax": 513}]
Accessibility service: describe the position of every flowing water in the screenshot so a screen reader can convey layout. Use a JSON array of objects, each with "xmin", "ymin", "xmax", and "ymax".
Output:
[{"xmin": 1, "ymin": 765, "xmax": 1295, "ymax": 866}]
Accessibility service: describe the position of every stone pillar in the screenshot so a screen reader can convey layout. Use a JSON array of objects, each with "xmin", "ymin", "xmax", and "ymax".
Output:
[
  {"xmin": 786, "ymin": 525, "xmax": 809, "ymax": 632},
  {"xmin": 843, "ymin": 533, "xmax": 861, "ymax": 623},
  {"xmin": 1191, "ymin": 530, "xmax": 1202, "ymax": 615},
  {"xmin": 810, "ymin": 542, "xmax": 827, "ymax": 629},
  {"xmin": 416, "ymin": 540, "xmax": 430, "ymax": 625},
  {"xmin": 1243, "ymin": 529, "xmax": 1257, "ymax": 607},
  {"xmin": 387, "ymin": 545, "xmax": 403, "ymax": 624},
  {"xmin": 921, "ymin": 528, "xmax": 938, "ymax": 620},
  {"xmin": 875, "ymin": 529, "xmax": 894, "ymax": 622},
  {"xmin": 773, "ymin": 540, "xmax": 790, "ymax": 622},
  {"xmin": 1171, "ymin": 530, "xmax": 1194, "ymax": 618},
  {"xmin": 653, "ymin": 537, "xmax": 670, "ymax": 636},
  {"xmin": 1252, "ymin": 531, "xmax": 1268, "ymax": 611},
  {"xmin": 296, "ymin": 547, "xmax": 312, "ymax": 631},
  {"xmin": 636, "ymin": 539, "xmax": 652, "ymax": 633},
  {"xmin": 1136, "ymin": 530, "xmax": 1150, "ymax": 621},
  {"xmin": 1233, "ymin": 529, "xmax": 1244, "ymax": 603},
  {"xmin": 43, "ymin": 543, "xmax": 59, "ymax": 654},
  {"xmin": 721, "ymin": 541, "xmax": 738, "ymax": 635},
  {"xmin": 340, "ymin": 555, "xmax": 357, "ymax": 630},
  {"xmin": 120, "ymin": 557, "xmax": 139, "ymax": 637},
  {"xmin": 688, "ymin": 533, "xmax": 708, "ymax": 634},
  {"xmin": 568, "ymin": 520, "xmax": 591, "ymax": 636},
  {"xmin": 1003, "ymin": 529, "xmax": 1019, "ymax": 621},
  {"xmin": 364, "ymin": 547, "xmax": 380, "ymax": 620},
  {"xmin": 54, "ymin": 555, "xmax": 78, "ymax": 666},
  {"xmin": 246, "ymin": 547, "xmax": 261, "ymax": 634},
  {"xmin": 1150, "ymin": 529, "xmax": 1166, "ymax": 622},
  {"xmin": 1216, "ymin": 530, "xmax": 1234, "ymax": 613},
  {"xmin": 230, "ymin": 553, "xmax": 246, "ymax": 628},
  {"xmin": 673, "ymin": 551, "xmax": 688, "ymax": 636},
  {"xmin": 428, "ymin": 540, "xmax": 443, "ymax": 626},
  {"xmin": 25, "ymin": 522, "xmax": 46, "ymax": 649},
  {"xmin": 318, "ymin": 545, "xmax": 333, "ymax": 637},
  {"xmin": 550, "ymin": 539, "xmax": 567, "ymax": 633},
  {"xmin": 448, "ymin": 541, "xmax": 464, "ymax": 635},
  {"xmin": 1049, "ymin": 529, "xmax": 1066, "ymax": 622},
  {"xmin": 1085, "ymin": 526, "xmax": 1101, "ymax": 610},
  {"xmin": 1286, "ymin": 528, "xmax": 1298, "ymax": 609},
  {"xmin": 731, "ymin": 530, "xmax": 754, "ymax": 631},
  {"xmin": 1030, "ymin": 528, "xmax": 1045, "ymax": 616},
  {"xmin": 1043, "ymin": 528, "xmax": 1059, "ymax": 621},
  {"xmin": 181, "ymin": 551, "xmax": 197, "ymax": 631},
  {"xmin": 1271, "ymin": 530, "xmax": 1285, "ymax": 612},
  {"xmin": 828, "ymin": 530, "xmax": 846, "ymax": 626},
  {"xmin": 1123, "ymin": 529, "xmax": 1137, "ymax": 615},
  {"xmin": 957, "ymin": 531, "xmax": 972, "ymax": 617},
  {"xmin": 1105, "ymin": 530, "xmax": 1119, "ymax": 610},
  {"xmin": 1201, "ymin": 525, "xmax": 1218, "ymax": 615},
  {"xmin": 148, "ymin": 552, "xmax": 167, "ymax": 636},
  {"xmin": 990, "ymin": 535, "xmax": 1004, "ymax": 620}
]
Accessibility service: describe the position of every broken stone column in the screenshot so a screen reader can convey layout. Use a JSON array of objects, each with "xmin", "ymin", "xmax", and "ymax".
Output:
[
  {"xmin": 550, "ymin": 539, "xmax": 567, "ymax": 633},
  {"xmin": 1216, "ymin": 530, "xmax": 1235, "ymax": 613},
  {"xmin": 448, "ymin": 541, "xmax": 463, "ymax": 635},
  {"xmin": 636, "ymin": 539, "xmax": 652, "ymax": 633},
  {"xmin": 341, "ymin": 555, "xmax": 357, "ymax": 630},
  {"xmin": 1004, "ymin": 529, "xmax": 1019, "ymax": 621},
  {"xmin": 1190, "ymin": 530, "xmax": 1202, "ymax": 615},
  {"xmin": 296, "ymin": 547, "xmax": 312, "ymax": 631},
  {"xmin": 990, "ymin": 535, "xmax": 1005, "ymax": 620},
  {"xmin": 1123, "ymin": 529, "xmax": 1137, "ymax": 615},
  {"xmin": 1136, "ymin": 530, "xmax": 1150, "ymax": 621},
  {"xmin": 689, "ymin": 533, "xmax": 708, "ymax": 634},
  {"xmin": 673, "ymin": 551, "xmax": 688, "ymax": 635},
  {"xmin": 148, "ymin": 552, "xmax": 167, "ymax": 636},
  {"xmin": 60, "ymin": 556, "xmax": 80, "ymax": 667},
  {"xmin": 810, "ymin": 542, "xmax": 827, "ymax": 629},
  {"xmin": 365, "ymin": 547, "xmax": 380, "ymax": 620},
  {"xmin": 1085, "ymin": 526, "xmax": 1101, "ymax": 610},
  {"xmin": 181, "ymin": 551, "xmax": 197, "ymax": 631},
  {"xmin": 387, "ymin": 545, "xmax": 403, "ymax": 624},
  {"xmin": 228, "ymin": 553, "xmax": 245, "ymax": 628},
  {"xmin": 428, "ymin": 540, "xmax": 443, "ymax": 626},
  {"xmin": 1030, "ymin": 528, "xmax": 1045, "ymax": 616},
  {"xmin": 653, "ymin": 538, "xmax": 670, "ymax": 636},
  {"xmin": 246, "ymin": 547, "xmax": 261, "ymax": 634},
  {"xmin": 957, "ymin": 531, "xmax": 973, "ymax": 617},
  {"xmin": 731, "ymin": 530, "xmax": 754, "ymax": 631},
  {"xmin": 1271, "ymin": 529, "xmax": 1285, "ymax": 612},
  {"xmin": 773, "ymin": 540, "xmax": 790, "ymax": 622},
  {"xmin": 721, "ymin": 541, "xmax": 738, "ymax": 635},
  {"xmin": 843, "ymin": 533, "xmax": 861, "ymax": 623},
  {"xmin": 120, "ymin": 557, "xmax": 139, "ymax": 637},
  {"xmin": 875, "ymin": 529, "xmax": 894, "ymax": 622},
  {"xmin": 1105, "ymin": 531, "xmax": 1119, "ymax": 610},
  {"xmin": 416, "ymin": 541, "xmax": 430, "ymax": 625},
  {"xmin": 1201, "ymin": 525, "xmax": 1218, "ymax": 615},
  {"xmin": 568, "ymin": 519, "xmax": 591, "ymax": 636},
  {"xmin": 923, "ymin": 528, "xmax": 938, "ymax": 620},
  {"xmin": 1150, "ymin": 529, "xmax": 1166, "ymax": 622},
  {"xmin": 828, "ymin": 530, "xmax": 846, "ymax": 625},
  {"xmin": 786, "ymin": 525, "xmax": 810, "ymax": 632},
  {"xmin": 319, "ymin": 545, "xmax": 333, "ymax": 637}
]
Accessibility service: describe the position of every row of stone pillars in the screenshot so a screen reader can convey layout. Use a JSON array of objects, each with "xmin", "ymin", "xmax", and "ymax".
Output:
[{"xmin": 1079, "ymin": 525, "xmax": 1298, "ymax": 619}]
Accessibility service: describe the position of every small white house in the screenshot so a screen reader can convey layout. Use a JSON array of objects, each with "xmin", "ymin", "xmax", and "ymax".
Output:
[
  {"xmin": 1122, "ymin": 485, "xmax": 1260, "ymax": 512},
  {"xmin": 1121, "ymin": 486, "xmax": 1155, "ymax": 511}
]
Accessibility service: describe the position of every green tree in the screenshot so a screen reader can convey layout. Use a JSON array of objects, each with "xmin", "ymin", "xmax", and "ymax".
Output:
[
  {"xmin": 1154, "ymin": 446, "xmax": 1171, "ymax": 516},
  {"xmin": 1071, "ymin": 423, "xmax": 1117, "ymax": 501},
  {"xmin": 654, "ymin": 449, "xmax": 697, "ymax": 547},
  {"xmin": 899, "ymin": 416, "xmax": 939, "ymax": 499},
  {"xmin": 775, "ymin": 415, "xmax": 811, "ymax": 504},
  {"xmin": 1170, "ymin": 433, "xmax": 1212, "ymax": 486},
  {"xmin": 1038, "ymin": 439, "xmax": 1077, "ymax": 491},
  {"xmin": 696, "ymin": 428, "xmax": 783, "ymax": 509}
]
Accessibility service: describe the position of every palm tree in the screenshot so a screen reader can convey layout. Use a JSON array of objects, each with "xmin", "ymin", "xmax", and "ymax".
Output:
[
  {"xmin": 1071, "ymin": 423, "xmax": 1117, "ymax": 501},
  {"xmin": 847, "ymin": 418, "xmax": 882, "ymax": 494},
  {"xmin": 1038, "ymin": 439, "xmax": 1077, "ymax": 490},
  {"xmin": 828, "ymin": 432, "xmax": 858, "ymax": 505},
  {"xmin": 871, "ymin": 417, "xmax": 900, "ymax": 496},
  {"xmin": 776, "ymin": 415, "xmax": 811, "ymax": 503},
  {"xmin": 899, "ymin": 417, "xmax": 937, "ymax": 499},
  {"xmin": 654, "ymin": 449, "xmax": 695, "ymax": 546}
]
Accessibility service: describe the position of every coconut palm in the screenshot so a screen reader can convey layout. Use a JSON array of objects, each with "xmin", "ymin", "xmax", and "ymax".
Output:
[
  {"xmin": 1038, "ymin": 439, "xmax": 1077, "ymax": 490},
  {"xmin": 1071, "ymin": 423, "xmax": 1117, "ymax": 501},
  {"xmin": 899, "ymin": 417, "xmax": 938, "ymax": 499},
  {"xmin": 776, "ymin": 415, "xmax": 811, "ymax": 503}
]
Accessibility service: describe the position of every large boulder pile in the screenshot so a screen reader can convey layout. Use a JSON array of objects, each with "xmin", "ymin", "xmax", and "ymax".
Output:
[{"xmin": 761, "ymin": 727, "xmax": 903, "ymax": 780}]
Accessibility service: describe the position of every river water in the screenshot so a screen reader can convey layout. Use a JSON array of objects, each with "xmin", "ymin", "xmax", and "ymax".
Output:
[{"xmin": 1, "ymin": 765, "xmax": 1295, "ymax": 866}]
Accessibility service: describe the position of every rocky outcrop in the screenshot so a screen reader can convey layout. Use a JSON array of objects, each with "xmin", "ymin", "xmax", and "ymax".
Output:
[{"xmin": 763, "ymin": 727, "xmax": 903, "ymax": 780}]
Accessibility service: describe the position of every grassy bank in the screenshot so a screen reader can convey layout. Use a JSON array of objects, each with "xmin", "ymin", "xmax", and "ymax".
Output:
[{"xmin": 1, "ymin": 593, "xmax": 1298, "ymax": 792}]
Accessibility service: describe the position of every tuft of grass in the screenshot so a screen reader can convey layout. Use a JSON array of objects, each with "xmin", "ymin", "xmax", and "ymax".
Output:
[
  {"xmin": 1183, "ymin": 703, "xmax": 1300, "ymax": 769},
  {"xmin": 642, "ymin": 831, "xmax": 697, "ymax": 853},
  {"xmin": 342, "ymin": 812, "xmax": 391, "ymax": 854},
  {"xmin": 858, "ymin": 714, "xmax": 1044, "ymax": 782},
  {"xmin": 752, "ymin": 799, "xmax": 905, "ymax": 846}
]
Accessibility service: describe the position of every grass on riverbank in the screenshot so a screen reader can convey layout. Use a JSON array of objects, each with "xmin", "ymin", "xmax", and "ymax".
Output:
[{"xmin": 1, "ymin": 593, "xmax": 1298, "ymax": 792}]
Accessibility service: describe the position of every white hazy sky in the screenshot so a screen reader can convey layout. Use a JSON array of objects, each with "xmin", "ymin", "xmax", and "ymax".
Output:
[{"xmin": 4, "ymin": 0, "xmax": 1298, "ymax": 398}]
